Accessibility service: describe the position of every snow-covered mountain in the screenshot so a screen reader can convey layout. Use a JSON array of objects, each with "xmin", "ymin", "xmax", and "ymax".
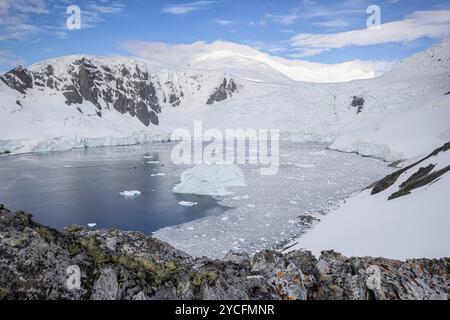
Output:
[
  {"xmin": 0, "ymin": 55, "xmax": 240, "ymax": 153},
  {"xmin": 0, "ymin": 37, "xmax": 449, "ymax": 163}
]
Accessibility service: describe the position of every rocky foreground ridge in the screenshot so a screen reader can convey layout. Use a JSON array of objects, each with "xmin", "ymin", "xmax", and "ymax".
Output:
[{"xmin": 0, "ymin": 205, "xmax": 448, "ymax": 300}]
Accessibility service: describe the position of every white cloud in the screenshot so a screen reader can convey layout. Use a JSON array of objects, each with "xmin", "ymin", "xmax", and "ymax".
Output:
[
  {"xmin": 291, "ymin": 10, "xmax": 450, "ymax": 57},
  {"xmin": 313, "ymin": 19, "xmax": 351, "ymax": 29},
  {"xmin": 0, "ymin": 0, "xmax": 126, "ymax": 40},
  {"xmin": 88, "ymin": 3, "xmax": 125, "ymax": 14},
  {"xmin": 162, "ymin": 1, "xmax": 217, "ymax": 15},
  {"xmin": 249, "ymin": 20, "xmax": 267, "ymax": 27},
  {"xmin": 0, "ymin": 0, "xmax": 48, "ymax": 41},
  {"xmin": 214, "ymin": 19, "xmax": 235, "ymax": 26},
  {"xmin": 266, "ymin": 9, "xmax": 300, "ymax": 26},
  {"xmin": 120, "ymin": 39, "xmax": 394, "ymax": 82},
  {"xmin": 81, "ymin": 1, "xmax": 126, "ymax": 29}
]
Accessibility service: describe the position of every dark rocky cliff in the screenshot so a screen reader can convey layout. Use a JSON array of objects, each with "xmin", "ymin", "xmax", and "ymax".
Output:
[{"xmin": 0, "ymin": 206, "xmax": 448, "ymax": 300}]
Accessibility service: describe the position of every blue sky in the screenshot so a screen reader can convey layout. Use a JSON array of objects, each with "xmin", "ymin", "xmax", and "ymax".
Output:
[{"xmin": 1, "ymin": 0, "xmax": 450, "ymax": 72}]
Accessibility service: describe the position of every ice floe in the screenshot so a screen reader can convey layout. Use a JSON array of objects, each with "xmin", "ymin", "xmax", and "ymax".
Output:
[
  {"xmin": 119, "ymin": 190, "xmax": 142, "ymax": 197},
  {"xmin": 151, "ymin": 173, "xmax": 166, "ymax": 177},
  {"xmin": 173, "ymin": 164, "xmax": 247, "ymax": 196},
  {"xmin": 179, "ymin": 201, "xmax": 198, "ymax": 208}
]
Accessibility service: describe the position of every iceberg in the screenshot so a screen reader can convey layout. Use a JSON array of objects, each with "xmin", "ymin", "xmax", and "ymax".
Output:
[
  {"xmin": 120, "ymin": 190, "xmax": 142, "ymax": 197},
  {"xmin": 179, "ymin": 201, "xmax": 198, "ymax": 208},
  {"xmin": 173, "ymin": 164, "xmax": 247, "ymax": 196},
  {"xmin": 151, "ymin": 173, "xmax": 166, "ymax": 177}
]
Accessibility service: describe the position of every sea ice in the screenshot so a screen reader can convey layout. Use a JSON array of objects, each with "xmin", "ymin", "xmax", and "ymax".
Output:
[
  {"xmin": 156, "ymin": 143, "xmax": 391, "ymax": 259},
  {"xmin": 88, "ymin": 223, "xmax": 97, "ymax": 228}
]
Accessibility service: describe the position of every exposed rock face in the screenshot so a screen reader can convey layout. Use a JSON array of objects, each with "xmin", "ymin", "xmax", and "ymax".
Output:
[
  {"xmin": 206, "ymin": 78, "xmax": 239, "ymax": 105},
  {"xmin": 0, "ymin": 67, "xmax": 33, "ymax": 94},
  {"xmin": 0, "ymin": 206, "xmax": 448, "ymax": 300},
  {"xmin": 371, "ymin": 141, "xmax": 450, "ymax": 199},
  {"xmin": 351, "ymin": 96, "xmax": 365, "ymax": 114},
  {"xmin": 1, "ymin": 57, "xmax": 241, "ymax": 127},
  {"xmin": 34, "ymin": 57, "xmax": 163, "ymax": 125}
]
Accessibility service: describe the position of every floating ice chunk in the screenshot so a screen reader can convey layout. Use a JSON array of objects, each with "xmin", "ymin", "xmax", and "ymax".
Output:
[
  {"xmin": 146, "ymin": 161, "xmax": 160, "ymax": 164},
  {"xmin": 173, "ymin": 164, "xmax": 247, "ymax": 196},
  {"xmin": 88, "ymin": 223, "xmax": 97, "ymax": 228},
  {"xmin": 120, "ymin": 190, "xmax": 142, "ymax": 197},
  {"xmin": 151, "ymin": 173, "xmax": 166, "ymax": 177},
  {"xmin": 179, "ymin": 201, "xmax": 198, "ymax": 208},
  {"xmin": 247, "ymin": 204, "xmax": 256, "ymax": 208},
  {"xmin": 143, "ymin": 155, "xmax": 154, "ymax": 159},
  {"xmin": 64, "ymin": 164, "xmax": 72, "ymax": 168}
]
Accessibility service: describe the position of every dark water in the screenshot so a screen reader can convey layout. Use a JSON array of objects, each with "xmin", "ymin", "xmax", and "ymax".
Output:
[{"xmin": 0, "ymin": 144, "xmax": 229, "ymax": 234}]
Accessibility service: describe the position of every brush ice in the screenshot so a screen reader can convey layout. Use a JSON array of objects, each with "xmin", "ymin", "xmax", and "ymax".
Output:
[
  {"xmin": 156, "ymin": 143, "xmax": 391, "ymax": 258},
  {"xmin": 173, "ymin": 164, "xmax": 247, "ymax": 196}
]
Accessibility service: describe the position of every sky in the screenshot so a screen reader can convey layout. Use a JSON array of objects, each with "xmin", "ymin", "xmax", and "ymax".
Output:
[{"xmin": 1, "ymin": 0, "xmax": 450, "ymax": 72}]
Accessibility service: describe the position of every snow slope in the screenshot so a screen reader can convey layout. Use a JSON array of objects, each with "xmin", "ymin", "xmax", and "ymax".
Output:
[{"xmin": 284, "ymin": 142, "xmax": 450, "ymax": 260}]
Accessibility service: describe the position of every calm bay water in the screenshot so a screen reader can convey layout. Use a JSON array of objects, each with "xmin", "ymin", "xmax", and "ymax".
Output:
[{"xmin": 0, "ymin": 143, "xmax": 228, "ymax": 234}]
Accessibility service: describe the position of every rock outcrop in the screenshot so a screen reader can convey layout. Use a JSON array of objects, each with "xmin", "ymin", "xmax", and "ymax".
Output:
[
  {"xmin": 0, "ymin": 67, "xmax": 33, "ymax": 94},
  {"xmin": 351, "ymin": 95, "xmax": 365, "ymax": 114},
  {"xmin": 371, "ymin": 141, "xmax": 450, "ymax": 199},
  {"xmin": 0, "ymin": 206, "xmax": 448, "ymax": 300},
  {"xmin": 206, "ymin": 78, "xmax": 239, "ymax": 105}
]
